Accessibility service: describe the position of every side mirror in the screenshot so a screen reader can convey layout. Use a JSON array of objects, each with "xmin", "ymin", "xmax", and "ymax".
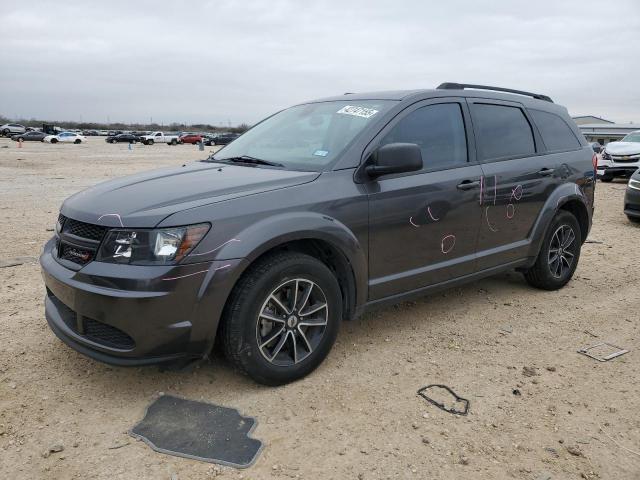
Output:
[{"xmin": 366, "ymin": 143, "xmax": 423, "ymax": 178}]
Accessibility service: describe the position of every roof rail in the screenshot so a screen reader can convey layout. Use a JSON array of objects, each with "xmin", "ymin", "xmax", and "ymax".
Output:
[{"xmin": 437, "ymin": 82, "xmax": 553, "ymax": 103}]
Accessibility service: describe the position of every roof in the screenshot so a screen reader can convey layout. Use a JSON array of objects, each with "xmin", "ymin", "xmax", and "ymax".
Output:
[{"xmin": 572, "ymin": 115, "xmax": 614, "ymax": 124}]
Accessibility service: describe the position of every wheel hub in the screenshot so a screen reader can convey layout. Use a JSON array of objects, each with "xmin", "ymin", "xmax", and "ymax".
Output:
[{"xmin": 286, "ymin": 315, "xmax": 298, "ymax": 328}]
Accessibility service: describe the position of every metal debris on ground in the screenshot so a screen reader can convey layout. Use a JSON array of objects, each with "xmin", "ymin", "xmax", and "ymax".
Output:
[
  {"xmin": 417, "ymin": 384, "xmax": 470, "ymax": 416},
  {"xmin": 578, "ymin": 342, "xmax": 629, "ymax": 362},
  {"xmin": 0, "ymin": 256, "xmax": 38, "ymax": 268}
]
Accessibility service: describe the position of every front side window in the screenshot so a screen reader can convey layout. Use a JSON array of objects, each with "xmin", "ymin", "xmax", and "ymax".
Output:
[
  {"xmin": 214, "ymin": 100, "xmax": 396, "ymax": 171},
  {"xmin": 530, "ymin": 109, "xmax": 580, "ymax": 151},
  {"xmin": 473, "ymin": 104, "xmax": 535, "ymax": 160},
  {"xmin": 380, "ymin": 103, "xmax": 468, "ymax": 170}
]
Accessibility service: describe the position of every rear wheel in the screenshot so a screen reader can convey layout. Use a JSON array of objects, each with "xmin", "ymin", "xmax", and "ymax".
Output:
[
  {"xmin": 17, "ymin": 137, "xmax": 24, "ymax": 142},
  {"xmin": 523, "ymin": 211, "xmax": 581, "ymax": 290},
  {"xmin": 2, "ymin": 129, "xmax": 9, "ymax": 137},
  {"xmin": 221, "ymin": 252, "xmax": 342, "ymax": 385},
  {"xmin": 50, "ymin": 138, "xmax": 58, "ymax": 144},
  {"xmin": 74, "ymin": 139, "xmax": 81, "ymax": 144}
]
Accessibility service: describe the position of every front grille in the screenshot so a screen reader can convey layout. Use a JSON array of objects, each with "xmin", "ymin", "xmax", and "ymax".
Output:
[
  {"xmin": 84, "ymin": 318, "xmax": 135, "ymax": 350},
  {"xmin": 56, "ymin": 214, "xmax": 107, "ymax": 267},
  {"xmin": 63, "ymin": 217, "xmax": 107, "ymax": 241},
  {"xmin": 612, "ymin": 155, "xmax": 640, "ymax": 163},
  {"xmin": 59, "ymin": 244, "xmax": 93, "ymax": 265}
]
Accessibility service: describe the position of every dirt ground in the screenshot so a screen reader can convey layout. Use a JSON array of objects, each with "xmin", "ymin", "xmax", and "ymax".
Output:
[{"xmin": 0, "ymin": 137, "xmax": 638, "ymax": 480}]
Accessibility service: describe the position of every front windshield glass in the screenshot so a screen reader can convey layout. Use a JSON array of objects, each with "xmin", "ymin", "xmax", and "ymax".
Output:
[
  {"xmin": 622, "ymin": 133, "xmax": 640, "ymax": 143},
  {"xmin": 213, "ymin": 100, "xmax": 396, "ymax": 170}
]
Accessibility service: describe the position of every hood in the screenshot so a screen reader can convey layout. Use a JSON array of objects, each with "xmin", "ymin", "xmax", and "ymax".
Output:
[
  {"xmin": 605, "ymin": 141, "xmax": 640, "ymax": 155},
  {"xmin": 61, "ymin": 161, "xmax": 320, "ymax": 228}
]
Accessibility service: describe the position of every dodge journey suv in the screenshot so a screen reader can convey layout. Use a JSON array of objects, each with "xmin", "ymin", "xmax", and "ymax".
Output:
[{"xmin": 41, "ymin": 83, "xmax": 595, "ymax": 385}]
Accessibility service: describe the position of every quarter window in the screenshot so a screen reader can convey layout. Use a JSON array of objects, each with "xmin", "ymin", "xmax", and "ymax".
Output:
[
  {"xmin": 473, "ymin": 104, "xmax": 535, "ymax": 160},
  {"xmin": 380, "ymin": 103, "xmax": 467, "ymax": 170},
  {"xmin": 530, "ymin": 109, "xmax": 580, "ymax": 151}
]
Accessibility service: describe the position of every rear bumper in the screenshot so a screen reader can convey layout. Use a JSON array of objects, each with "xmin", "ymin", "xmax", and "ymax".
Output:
[{"xmin": 40, "ymin": 238, "xmax": 246, "ymax": 366}]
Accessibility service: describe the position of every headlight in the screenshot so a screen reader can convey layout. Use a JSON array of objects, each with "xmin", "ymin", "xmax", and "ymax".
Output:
[
  {"xmin": 96, "ymin": 224, "xmax": 209, "ymax": 265},
  {"xmin": 602, "ymin": 151, "xmax": 611, "ymax": 160}
]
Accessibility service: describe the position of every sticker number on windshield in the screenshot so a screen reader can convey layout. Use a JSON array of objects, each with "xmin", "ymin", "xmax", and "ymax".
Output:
[{"xmin": 336, "ymin": 105, "xmax": 379, "ymax": 119}]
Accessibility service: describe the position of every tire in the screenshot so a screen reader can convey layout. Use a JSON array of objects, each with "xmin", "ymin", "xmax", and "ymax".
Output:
[
  {"xmin": 2, "ymin": 129, "xmax": 9, "ymax": 137},
  {"xmin": 74, "ymin": 139, "xmax": 81, "ymax": 144},
  {"xmin": 523, "ymin": 211, "xmax": 581, "ymax": 290},
  {"xmin": 147, "ymin": 139, "xmax": 154, "ymax": 145},
  {"xmin": 627, "ymin": 215, "xmax": 640, "ymax": 224},
  {"xmin": 220, "ymin": 252, "xmax": 342, "ymax": 385},
  {"xmin": 17, "ymin": 137, "xmax": 24, "ymax": 142},
  {"xmin": 50, "ymin": 138, "xmax": 58, "ymax": 144},
  {"xmin": 600, "ymin": 175, "xmax": 613, "ymax": 182}
]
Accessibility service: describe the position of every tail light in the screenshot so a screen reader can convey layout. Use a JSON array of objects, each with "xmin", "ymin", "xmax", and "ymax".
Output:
[{"xmin": 592, "ymin": 153, "xmax": 597, "ymax": 171}]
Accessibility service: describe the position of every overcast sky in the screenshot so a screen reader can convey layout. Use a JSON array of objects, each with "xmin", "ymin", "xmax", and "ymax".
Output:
[{"xmin": 1, "ymin": 0, "xmax": 639, "ymax": 125}]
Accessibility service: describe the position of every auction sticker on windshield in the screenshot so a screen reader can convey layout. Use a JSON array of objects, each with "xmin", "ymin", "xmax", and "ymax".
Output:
[{"xmin": 336, "ymin": 105, "xmax": 379, "ymax": 119}]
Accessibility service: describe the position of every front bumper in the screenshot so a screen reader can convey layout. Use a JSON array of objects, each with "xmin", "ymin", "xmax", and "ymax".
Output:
[
  {"xmin": 624, "ymin": 184, "xmax": 640, "ymax": 218},
  {"xmin": 597, "ymin": 159, "xmax": 640, "ymax": 178},
  {"xmin": 40, "ymin": 238, "xmax": 246, "ymax": 366}
]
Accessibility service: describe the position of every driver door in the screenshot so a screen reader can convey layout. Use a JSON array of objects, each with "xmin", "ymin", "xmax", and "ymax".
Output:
[{"xmin": 366, "ymin": 99, "xmax": 483, "ymax": 300}]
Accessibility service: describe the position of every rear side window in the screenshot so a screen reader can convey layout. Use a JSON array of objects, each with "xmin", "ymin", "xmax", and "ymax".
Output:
[
  {"xmin": 381, "ymin": 103, "xmax": 467, "ymax": 170},
  {"xmin": 530, "ymin": 109, "xmax": 580, "ymax": 151},
  {"xmin": 472, "ymin": 104, "xmax": 535, "ymax": 160}
]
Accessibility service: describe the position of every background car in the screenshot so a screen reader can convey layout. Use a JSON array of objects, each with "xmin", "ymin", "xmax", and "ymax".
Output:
[
  {"xmin": 624, "ymin": 169, "xmax": 640, "ymax": 223},
  {"xmin": 1, "ymin": 123, "xmax": 27, "ymax": 136},
  {"xmin": 597, "ymin": 131, "xmax": 640, "ymax": 182},
  {"xmin": 179, "ymin": 133, "xmax": 203, "ymax": 144},
  {"xmin": 44, "ymin": 132, "xmax": 86, "ymax": 144},
  {"xmin": 10, "ymin": 131, "xmax": 47, "ymax": 142},
  {"xmin": 208, "ymin": 132, "xmax": 240, "ymax": 145},
  {"xmin": 105, "ymin": 133, "xmax": 141, "ymax": 144}
]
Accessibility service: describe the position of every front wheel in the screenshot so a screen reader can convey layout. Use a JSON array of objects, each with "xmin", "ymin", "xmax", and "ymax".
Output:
[
  {"xmin": 74, "ymin": 139, "xmax": 81, "ymax": 144},
  {"xmin": 50, "ymin": 138, "xmax": 58, "ymax": 144},
  {"xmin": 147, "ymin": 139, "xmax": 154, "ymax": 145},
  {"xmin": 523, "ymin": 211, "xmax": 581, "ymax": 290},
  {"xmin": 2, "ymin": 129, "xmax": 9, "ymax": 137},
  {"xmin": 221, "ymin": 252, "xmax": 342, "ymax": 385}
]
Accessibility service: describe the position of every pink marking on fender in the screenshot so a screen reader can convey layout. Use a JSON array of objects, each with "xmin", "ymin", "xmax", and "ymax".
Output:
[
  {"xmin": 97, "ymin": 213, "xmax": 124, "ymax": 227},
  {"xmin": 427, "ymin": 206, "xmax": 440, "ymax": 222},
  {"xmin": 506, "ymin": 204, "xmax": 515, "ymax": 219},
  {"xmin": 441, "ymin": 234, "xmax": 456, "ymax": 254},
  {"xmin": 161, "ymin": 270, "xmax": 209, "ymax": 281},
  {"xmin": 485, "ymin": 206, "xmax": 498, "ymax": 232},
  {"xmin": 190, "ymin": 238, "xmax": 241, "ymax": 256},
  {"xmin": 409, "ymin": 217, "xmax": 420, "ymax": 228}
]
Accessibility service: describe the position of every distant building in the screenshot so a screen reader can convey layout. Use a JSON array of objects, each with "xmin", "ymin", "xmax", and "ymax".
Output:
[
  {"xmin": 572, "ymin": 115, "xmax": 614, "ymax": 126},
  {"xmin": 578, "ymin": 122, "xmax": 639, "ymax": 145}
]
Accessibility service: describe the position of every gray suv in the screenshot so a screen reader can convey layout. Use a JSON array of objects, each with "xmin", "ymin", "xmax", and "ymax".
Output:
[{"xmin": 41, "ymin": 83, "xmax": 596, "ymax": 385}]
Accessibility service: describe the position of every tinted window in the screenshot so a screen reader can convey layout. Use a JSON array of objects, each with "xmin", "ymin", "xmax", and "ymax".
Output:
[
  {"xmin": 473, "ymin": 104, "xmax": 535, "ymax": 160},
  {"xmin": 381, "ymin": 103, "xmax": 467, "ymax": 170},
  {"xmin": 530, "ymin": 109, "xmax": 580, "ymax": 151}
]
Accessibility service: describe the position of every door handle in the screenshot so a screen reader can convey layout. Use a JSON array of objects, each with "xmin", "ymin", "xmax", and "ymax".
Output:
[
  {"xmin": 457, "ymin": 179, "xmax": 481, "ymax": 190},
  {"xmin": 538, "ymin": 167, "xmax": 555, "ymax": 176}
]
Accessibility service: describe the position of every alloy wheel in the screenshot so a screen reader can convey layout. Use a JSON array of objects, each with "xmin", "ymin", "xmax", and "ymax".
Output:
[
  {"xmin": 547, "ymin": 224, "xmax": 576, "ymax": 278},
  {"xmin": 256, "ymin": 278, "xmax": 328, "ymax": 366}
]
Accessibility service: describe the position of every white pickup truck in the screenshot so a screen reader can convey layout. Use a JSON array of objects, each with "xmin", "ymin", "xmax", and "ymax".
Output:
[{"xmin": 140, "ymin": 131, "xmax": 180, "ymax": 145}]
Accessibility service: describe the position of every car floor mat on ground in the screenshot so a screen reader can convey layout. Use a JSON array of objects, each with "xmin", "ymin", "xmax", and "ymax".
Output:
[{"xmin": 130, "ymin": 394, "xmax": 263, "ymax": 468}]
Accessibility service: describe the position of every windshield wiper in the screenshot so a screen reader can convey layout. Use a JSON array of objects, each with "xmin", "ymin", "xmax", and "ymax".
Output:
[{"xmin": 210, "ymin": 155, "xmax": 285, "ymax": 168}]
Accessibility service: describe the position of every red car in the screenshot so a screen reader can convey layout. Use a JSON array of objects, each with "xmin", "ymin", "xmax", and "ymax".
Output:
[{"xmin": 179, "ymin": 134, "xmax": 203, "ymax": 144}]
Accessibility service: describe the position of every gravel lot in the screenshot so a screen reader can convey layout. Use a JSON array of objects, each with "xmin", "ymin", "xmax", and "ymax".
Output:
[{"xmin": 0, "ymin": 137, "xmax": 638, "ymax": 480}]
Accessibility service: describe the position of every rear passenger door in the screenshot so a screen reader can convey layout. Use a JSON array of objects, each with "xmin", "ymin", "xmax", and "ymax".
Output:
[
  {"xmin": 469, "ymin": 99, "xmax": 562, "ymax": 270},
  {"xmin": 367, "ymin": 99, "xmax": 484, "ymax": 300}
]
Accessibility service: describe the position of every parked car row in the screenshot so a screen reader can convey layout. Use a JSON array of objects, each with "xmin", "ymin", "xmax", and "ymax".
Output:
[
  {"xmin": 8, "ymin": 130, "xmax": 86, "ymax": 144},
  {"xmin": 102, "ymin": 131, "xmax": 242, "ymax": 146}
]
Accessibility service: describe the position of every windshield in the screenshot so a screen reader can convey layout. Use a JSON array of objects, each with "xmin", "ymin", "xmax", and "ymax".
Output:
[
  {"xmin": 213, "ymin": 100, "xmax": 396, "ymax": 170},
  {"xmin": 622, "ymin": 133, "xmax": 640, "ymax": 143}
]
